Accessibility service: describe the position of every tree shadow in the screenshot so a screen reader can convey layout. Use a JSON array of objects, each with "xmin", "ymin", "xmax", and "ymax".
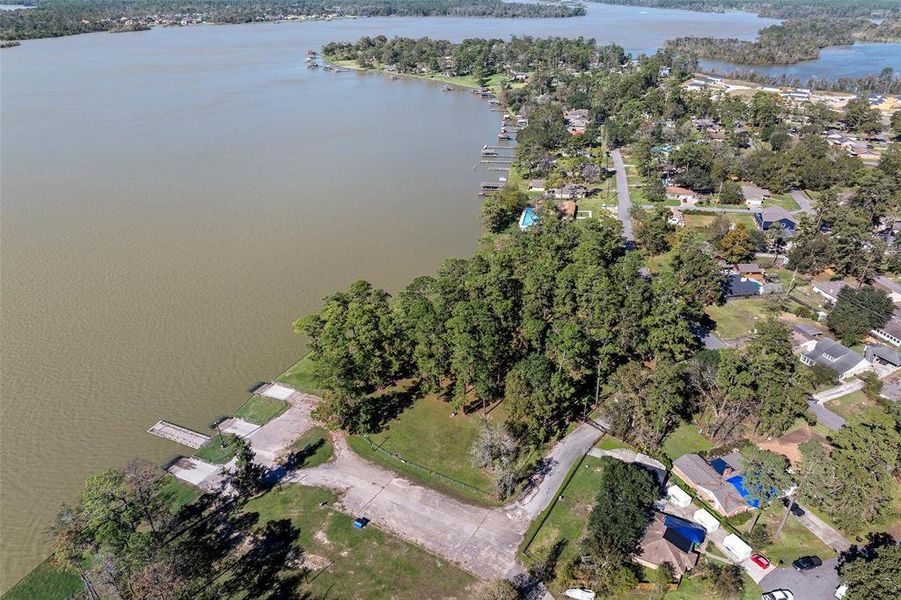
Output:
[
  {"xmin": 218, "ymin": 518, "xmax": 307, "ymax": 599},
  {"xmin": 356, "ymin": 380, "xmax": 422, "ymax": 433},
  {"xmin": 265, "ymin": 440, "xmax": 327, "ymax": 487}
]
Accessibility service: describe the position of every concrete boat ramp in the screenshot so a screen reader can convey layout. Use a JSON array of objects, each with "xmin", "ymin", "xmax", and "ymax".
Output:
[{"xmin": 148, "ymin": 420, "xmax": 210, "ymax": 448}]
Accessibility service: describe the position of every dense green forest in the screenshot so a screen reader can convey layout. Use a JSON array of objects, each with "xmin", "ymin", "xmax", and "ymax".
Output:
[
  {"xmin": 323, "ymin": 36, "xmax": 634, "ymax": 81},
  {"xmin": 0, "ymin": 0, "xmax": 585, "ymax": 41},
  {"xmin": 666, "ymin": 17, "xmax": 900, "ymax": 65},
  {"xmin": 595, "ymin": 0, "xmax": 901, "ymax": 19}
]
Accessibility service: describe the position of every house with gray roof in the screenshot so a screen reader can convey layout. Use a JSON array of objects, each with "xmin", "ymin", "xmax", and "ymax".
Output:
[
  {"xmin": 754, "ymin": 206, "xmax": 797, "ymax": 237},
  {"xmin": 799, "ymin": 337, "xmax": 872, "ymax": 379},
  {"xmin": 812, "ymin": 280, "xmax": 848, "ymax": 304},
  {"xmin": 872, "ymin": 307, "xmax": 901, "ymax": 347},
  {"xmin": 671, "ymin": 454, "xmax": 752, "ymax": 517},
  {"xmin": 864, "ymin": 345, "xmax": 901, "ymax": 369},
  {"xmin": 873, "ymin": 276, "xmax": 901, "ymax": 304}
]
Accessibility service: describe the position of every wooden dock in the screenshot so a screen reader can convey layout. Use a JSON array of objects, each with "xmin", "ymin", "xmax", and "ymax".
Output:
[{"xmin": 148, "ymin": 420, "xmax": 210, "ymax": 449}]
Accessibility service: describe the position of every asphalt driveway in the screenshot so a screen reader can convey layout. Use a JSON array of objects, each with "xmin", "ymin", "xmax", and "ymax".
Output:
[{"xmin": 759, "ymin": 557, "xmax": 840, "ymax": 600}]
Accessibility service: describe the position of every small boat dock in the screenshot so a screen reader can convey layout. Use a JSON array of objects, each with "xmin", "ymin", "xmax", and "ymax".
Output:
[{"xmin": 148, "ymin": 420, "xmax": 210, "ymax": 449}]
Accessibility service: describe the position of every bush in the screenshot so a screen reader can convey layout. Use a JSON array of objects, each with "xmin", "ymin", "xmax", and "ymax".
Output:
[
  {"xmin": 808, "ymin": 364, "xmax": 840, "ymax": 388},
  {"xmin": 792, "ymin": 306, "xmax": 815, "ymax": 320},
  {"xmin": 859, "ymin": 371, "xmax": 884, "ymax": 401},
  {"xmin": 747, "ymin": 521, "xmax": 771, "ymax": 547}
]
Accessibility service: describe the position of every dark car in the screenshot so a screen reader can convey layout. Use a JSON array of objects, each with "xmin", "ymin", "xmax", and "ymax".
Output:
[
  {"xmin": 781, "ymin": 498, "xmax": 805, "ymax": 516},
  {"xmin": 792, "ymin": 555, "xmax": 823, "ymax": 571}
]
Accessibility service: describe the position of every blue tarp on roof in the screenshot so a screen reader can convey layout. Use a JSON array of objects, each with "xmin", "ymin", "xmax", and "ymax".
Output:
[
  {"xmin": 726, "ymin": 475, "xmax": 777, "ymax": 508},
  {"xmin": 709, "ymin": 458, "xmax": 729, "ymax": 476},
  {"xmin": 663, "ymin": 515, "xmax": 706, "ymax": 546}
]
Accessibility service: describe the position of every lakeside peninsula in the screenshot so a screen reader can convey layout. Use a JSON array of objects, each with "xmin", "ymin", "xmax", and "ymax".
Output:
[{"xmin": 10, "ymin": 28, "xmax": 900, "ymax": 600}]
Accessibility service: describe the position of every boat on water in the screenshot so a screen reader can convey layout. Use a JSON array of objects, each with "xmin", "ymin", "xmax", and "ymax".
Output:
[
  {"xmin": 498, "ymin": 132, "xmax": 511, "ymax": 140},
  {"xmin": 323, "ymin": 65, "xmax": 333, "ymax": 71},
  {"xmin": 442, "ymin": 85, "xmax": 453, "ymax": 92},
  {"xmin": 307, "ymin": 63, "xmax": 319, "ymax": 69},
  {"xmin": 480, "ymin": 144, "xmax": 499, "ymax": 157},
  {"xmin": 305, "ymin": 50, "xmax": 318, "ymax": 57}
]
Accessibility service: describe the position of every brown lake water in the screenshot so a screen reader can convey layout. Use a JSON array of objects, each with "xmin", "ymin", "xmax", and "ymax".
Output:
[{"xmin": 2, "ymin": 2, "xmax": 887, "ymax": 589}]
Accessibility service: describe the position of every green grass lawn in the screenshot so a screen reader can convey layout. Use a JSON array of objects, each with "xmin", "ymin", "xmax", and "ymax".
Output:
[
  {"xmin": 1, "ymin": 559, "xmax": 83, "ymax": 600},
  {"xmin": 194, "ymin": 433, "xmax": 240, "ymax": 464},
  {"xmin": 647, "ymin": 561, "xmax": 761, "ymax": 600},
  {"xmin": 596, "ymin": 435, "xmax": 634, "ymax": 451},
  {"xmin": 755, "ymin": 504, "xmax": 836, "ymax": 567},
  {"xmin": 662, "ymin": 423, "xmax": 714, "ymax": 461},
  {"xmin": 763, "ymin": 194, "xmax": 801, "ymax": 211},
  {"xmin": 825, "ymin": 390, "xmax": 889, "ymax": 425},
  {"xmin": 159, "ymin": 474, "xmax": 203, "ymax": 512},
  {"xmin": 243, "ymin": 485, "xmax": 477, "ymax": 599},
  {"xmin": 704, "ymin": 298, "xmax": 770, "ymax": 340},
  {"xmin": 290, "ymin": 426, "xmax": 334, "ymax": 468},
  {"xmin": 524, "ymin": 456, "xmax": 608, "ymax": 594},
  {"xmin": 235, "ymin": 395, "xmax": 289, "ymax": 425},
  {"xmin": 276, "ymin": 355, "xmax": 322, "ymax": 395},
  {"xmin": 347, "ymin": 395, "xmax": 498, "ymax": 505}
]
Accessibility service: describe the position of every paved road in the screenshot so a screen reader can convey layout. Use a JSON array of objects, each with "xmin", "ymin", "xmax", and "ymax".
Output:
[
  {"xmin": 611, "ymin": 149, "xmax": 634, "ymax": 241},
  {"xmin": 795, "ymin": 506, "xmax": 852, "ymax": 553},
  {"xmin": 807, "ymin": 400, "xmax": 845, "ymax": 431},
  {"xmin": 760, "ymin": 558, "xmax": 840, "ymax": 600},
  {"xmin": 813, "ymin": 380, "xmax": 864, "ymax": 403},
  {"xmin": 291, "ymin": 420, "xmax": 605, "ymax": 582},
  {"xmin": 790, "ymin": 190, "xmax": 816, "ymax": 215}
]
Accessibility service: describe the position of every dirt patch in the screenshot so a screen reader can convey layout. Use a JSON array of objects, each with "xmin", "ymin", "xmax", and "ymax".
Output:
[
  {"xmin": 755, "ymin": 425, "xmax": 829, "ymax": 465},
  {"xmin": 314, "ymin": 529, "xmax": 331, "ymax": 546},
  {"xmin": 297, "ymin": 552, "xmax": 331, "ymax": 571}
]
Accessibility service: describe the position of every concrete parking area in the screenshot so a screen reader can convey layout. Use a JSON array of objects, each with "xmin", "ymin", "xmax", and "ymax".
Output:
[{"xmin": 759, "ymin": 557, "xmax": 841, "ymax": 600}]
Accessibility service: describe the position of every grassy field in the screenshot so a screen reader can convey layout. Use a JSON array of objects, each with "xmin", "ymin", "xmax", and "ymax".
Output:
[
  {"xmin": 290, "ymin": 426, "xmax": 334, "ymax": 468},
  {"xmin": 825, "ymin": 390, "xmax": 888, "ymax": 425},
  {"xmin": 276, "ymin": 355, "xmax": 322, "ymax": 395},
  {"xmin": 524, "ymin": 456, "xmax": 607, "ymax": 593},
  {"xmin": 235, "ymin": 395, "xmax": 289, "ymax": 425},
  {"xmin": 1, "ymin": 559, "xmax": 83, "ymax": 600},
  {"xmin": 195, "ymin": 433, "xmax": 240, "ymax": 464},
  {"xmin": 243, "ymin": 485, "xmax": 477, "ymax": 599},
  {"xmin": 159, "ymin": 474, "xmax": 203, "ymax": 511},
  {"xmin": 630, "ymin": 561, "xmax": 762, "ymax": 600},
  {"xmin": 662, "ymin": 423, "xmax": 714, "ymax": 461},
  {"xmin": 763, "ymin": 194, "xmax": 800, "ymax": 211},
  {"xmin": 704, "ymin": 298, "xmax": 770, "ymax": 339},
  {"xmin": 755, "ymin": 504, "xmax": 836, "ymax": 566},
  {"xmin": 347, "ymin": 395, "xmax": 499, "ymax": 505}
]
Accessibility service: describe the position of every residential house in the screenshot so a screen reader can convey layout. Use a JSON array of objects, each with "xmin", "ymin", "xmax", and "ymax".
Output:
[
  {"xmin": 872, "ymin": 307, "xmax": 901, "ymax": 347},
  {"xmin": 873, "ymin": 276, "xmax": 901, "ymax": 304},
  {"xmin": 735, "ymin": 263, "xmax": 764, "ymax": 282},
  {"xmin": 726, "ymin": 274, "xmax": 761, "ymax": 298},
  {"xmin": 864, "ymin": 345, "xmax": 901, "ymax": 369},
  {"xmin": 671, "ymin": 453, "xmax": 753, "ymax": 517},
  {"xmin": 799, "ymin": 337, "xmax": 872, "ymax": 380},
  {"xmin": 666, "ymin": 186, "xmax": 699, "ymax": 206},
  {"xmin": 791, "ymin": 323, "xmax": 823, "ymax": 345},
  {"xmin": 563, "ymin": 108, "xmax": 590, "ymax": 136},
  {"xmin": 754, "ymin": 206, "xmax": 797, "ymax": 237},
  {"xmin": 812, "ymin": 280, "xmax": 848, "ymax": 304},
  {"xmin": 742, "ymin": 183, "xmax": 770, "ymax": 208},
  {"xmin": 634, "ymin": 513, "xmax": 702, "ymax": 577},
  {"xmin": 550, "ymin": 184, "xmax": 587, "ymax": 200}
]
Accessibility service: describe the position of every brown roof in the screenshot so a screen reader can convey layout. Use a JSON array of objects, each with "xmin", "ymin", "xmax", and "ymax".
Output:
[
  {"xmin": 672, "ymin": 454, "xmax": 748, "ymax": 516},
  {"xmin": 636, "ymin": 513, "xmax": 700, "ymax": 576},
  {"xmin": 556, "ymin": 201, "xmax": 577, "ymax": 218}
]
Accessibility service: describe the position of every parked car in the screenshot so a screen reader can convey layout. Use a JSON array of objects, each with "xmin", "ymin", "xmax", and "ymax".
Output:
[
  {"xmin": 751, "ymin": 553, "xmax": 771, "ymax": 569},
  {"xmin": 762, "ymin": 591, "xmax": 794, "ymax": 600},
  {"xmin": 782, "ymin": 497, "xmax": 805, "ymax": 516},
  {"xmin": 834, "ymin": 584, "xmax": 848, "ymax": 599},
  {"xmin": 792, "ymin": 555, "xmax": 823, "ymax": 571}
]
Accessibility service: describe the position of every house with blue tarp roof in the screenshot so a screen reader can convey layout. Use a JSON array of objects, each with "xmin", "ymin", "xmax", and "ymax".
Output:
[
  {"xmin": 635, "ymin": 512, "xmax": 702, "ymax": 577},
  {"xmin": 672, "ymin": 452, "xmax": 755, "ymax": 517}
]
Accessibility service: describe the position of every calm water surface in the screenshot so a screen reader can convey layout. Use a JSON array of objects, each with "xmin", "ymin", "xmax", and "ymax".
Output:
[{"xmin": 0, "ymin": 3, "xmax": 891, "ymax": 589}]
